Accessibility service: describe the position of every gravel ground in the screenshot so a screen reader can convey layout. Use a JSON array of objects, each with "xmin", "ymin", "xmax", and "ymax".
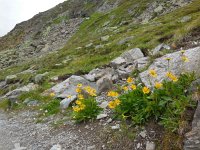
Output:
[{"xmin": 0, "ymin": 110, "xmax": 101, "ymax": 150}]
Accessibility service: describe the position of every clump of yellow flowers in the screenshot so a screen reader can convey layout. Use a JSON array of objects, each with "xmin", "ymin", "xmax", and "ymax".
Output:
[{"xmin": 73, "ymin": 84, "xmax": 97, "ymax": 112}]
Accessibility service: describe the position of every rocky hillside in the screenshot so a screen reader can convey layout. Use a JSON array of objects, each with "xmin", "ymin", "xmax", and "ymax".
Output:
[{"xmin": 0, "ymin": 0, "xmax": 200, "ymax": 149}]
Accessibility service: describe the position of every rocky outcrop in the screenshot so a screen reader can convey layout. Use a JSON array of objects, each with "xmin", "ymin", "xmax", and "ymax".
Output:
[{"xmin": 140, "ymin": 47, "xmax": 200, "ymax": 87}]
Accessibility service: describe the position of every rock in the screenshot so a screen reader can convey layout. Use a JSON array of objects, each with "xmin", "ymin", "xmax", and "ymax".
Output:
[
  {"xmin": 180, "ymin": 16, "xmax": 191, "ymax": 23},
  {"xmin": 140, "ymin": 130, "xmax": 147, "ymax": 138},
  {"xmin": 188, "ymin": 78, "xmax": 200, "ymax": 94},
  {"xmin": 107, "ymin": 118, "xmax": 112, "ymax": 123},
  {"xmin": 51, "ymin": 75, "xmax": 97, "ymax": 98},
  {"xmin": 140, "ymin": 47, "xmax": 200, "ymax": 87},
  {"xmin": 146, "ymin": 141, "xmax": 156, "ymax": 150},
  {"xmin": 117, "ymin": 36, "xmax": 134, "ymax": 45},
  {"xmin": 117, "ymin": 63, "xmax": 136, "ymax": 79},
  {"xmin": 99, "ymin": 101, "xmax": 108, "ymax": 109},
  {"xmin": 184, "ymin": 101, "xmax": 200, "ymax": 150},
  {"xmin": 85, "ymin": 43, "xmax": 93, "ymax": 48},
  {"xmin": 23, "ymin": 98, "xmax": 39, "ymax": 106},
  {"xmin": 60, "ymin": 95, "xmax": 77, "ymax": 109},
  {"xmin": 110, "ymin": 57, "xmax": 126, "ymax": 68},
  {"xmin": 96, "ymin": 75, "xmax": 113, "ymax": 94},
  {"xmin": 111, "ymin": 124, "xmax": 120, "ymax": 130},
  {"xmin": 134, "ymin": 57, "xmax": 150, "ymax": 71},
  {"xmin": 0, "ymin": 81, "xmax": 6, "ymax": 89},
  {"xmin": 50, "ymin": 144, "xmax": 62, "ymax": 150},
  {"xmin": 87, "ymin": 145, "xmax": 96, "ymax": 150},
  {"xmin": 88, "ymin": 68, "xmax": 115, "ymax": 81},
  {"xmin": 154, "ymin": 5, "xmax": 163, "ymax": 13},
  {"xmin": 97, "ymin": 114, "xmax": 108, "ymax": 120},
  {"xmin": 95, "ymin": 45, "xmax": 104, "ymax": 49},
  {"xmin": 83, "ymin": 74, "xmax": 95, "ymax": 82},
  {"xmin": 101, "ymin": 35, "xmax": 110, "ymax": 42},
  {"xmin": 5, "ymin": 75, "xmax": 18, "ymax": 84},
  {"xmin": 121, "ymin": 48, "xmax": 144, "ymax": 63},
  {"xmin": 34, "ymin": 72, "xmax": 48, "ymax": 84},
  {"xmin": 152, "ymin": 43, "xmax": 170, "ymax": 56},
  {"xmin": 4, "ymin": 83, "xmax": 38, "ymax": 102}
]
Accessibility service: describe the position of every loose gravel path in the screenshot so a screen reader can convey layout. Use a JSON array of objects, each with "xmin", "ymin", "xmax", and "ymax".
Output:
[{"xmin": 0, "ymin": 110, "xmax": 101, "ymax": 150}]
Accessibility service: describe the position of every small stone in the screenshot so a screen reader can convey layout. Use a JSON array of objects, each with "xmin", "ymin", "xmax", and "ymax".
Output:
[
  {"xmin": 60, "ymin": 95, "xmax": 77, "ymax": 109},
  {"xmin": 101, "ymin": 35, "xmax": 110, "ymax": 42},
  {"xmin": 85, "ymin": 43, "xmax": 93, "ymax": 48},
  {"xmin": 180, "ymin": 16, "xmax": 191, "ymax": 23},
  {"xmin": 50, "ymin": 144, "xmax": 62, "ymax": 150},
  {"xmin": 87, "ymin": 145, "xmax": 95, "ymax": 150},
  {"xmin": 99, "ymin": 101, "xmax": 108, "ymax": 109},
  {"xmin": 107, "ymin": 118, "xmax": 112, "ymax": 123},
  {"xmin": 146, "ymin": 141, "xmax": 155, "ymax": 150},
  {"xmin": 5, "ymin": 75, "xmax": 18, "ymax": 84},
  {"xmin": 97, "ymin": 114, "xmax": 108, "ymax": 120},
  {"xmin": 111, "ymin": 124, "xmax": 120, "ymax": 130},
  {"xmin": 140, "ymin": 130, "xmax": 147, "ymax": 138}
]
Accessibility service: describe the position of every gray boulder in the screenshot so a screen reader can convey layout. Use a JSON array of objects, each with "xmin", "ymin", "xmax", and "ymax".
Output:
[
  {"xmin": 4, "ymin": 83, "xmax": 38, "ymax": 102},
  {"xmin": 96, "ymin": 75, "xmax": 113, "ymax": 94},
  {"xmin": 51, "ymin": 75, "xmax": 97, "ymax": 98},
  {"xmin": 134, "ymin": 57, "xmax": 150, "ymax": 71},
  {"xmin": 110, "ymin": 57, "xmax": 126, "ymax": 68},
  {"xmin": 121, "ymin": 48, "xmax": 144, "ymax": 62},
  {"xmin": 152, "ymin": 43, "xmax": 170, "ymax": 56},
  {"xmin": 34, "ymin": 72, "xmax": 48, "ymax": 84},
  {"xmin": 140, "ymin": 47, "xmax": 200, "ymax": 87},
  {"xmin": 87, "ymin": 68, "xmax": 115, "ymax": 81},
  {"xmin": 60, "ymin": 95, "xmax": 77, "ymax": 109},
  {"xmin": 5, "ymin": 75, "xmax": 18, "ymax": 84}
]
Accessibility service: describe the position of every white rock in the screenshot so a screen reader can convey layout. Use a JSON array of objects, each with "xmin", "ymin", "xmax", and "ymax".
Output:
[
  {"xmin": 121, "ymin": 48, "xmax": 144, "ymax": 63},
  {"xmin": 111, "ymin": 124, "xmax": 120, "ymax": 130},
  {"xmin": 99, "ymin": 101, "xmax": 108, "ymax": 109},
  {"xmin": 146, "ymin": 141, "xmax": 155, "ymax": 150},
  {"xmin": 50, "ymin": 144, "xmax": 62, "ymax": 150},
  {"xmin": 140, "ymin": 130, "xmax": 147, "ymax": 138},
  {"xmin": 60, "ymin": 95, "xmax": 77, "ymax": 109},
  {"xmin": 110, "ymin": 57, "xmax": 126, "ymax": 68},
  {"xmin": 97, "ymin": 114, "xmax": 108, "ymax": 120}
]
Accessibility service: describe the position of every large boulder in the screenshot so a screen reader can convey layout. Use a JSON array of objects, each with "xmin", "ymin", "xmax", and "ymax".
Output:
[
  {"xmin": 4, "ymin": 83, "xmax": 38, "ymax": 102},
  {"xmin": 96, "ymin": 75, "xmax": 113, "ymax": 94},
  {"xmin": 140, "ymin": 47, "xmax": 200, "ymax": 87},
  {"xmin": 51, "ymin": 75, "xmax": 97, "ymax": 98},
  {"xmin": 121, "ymin": 48, "xmax": 144, "ymax": 62}
]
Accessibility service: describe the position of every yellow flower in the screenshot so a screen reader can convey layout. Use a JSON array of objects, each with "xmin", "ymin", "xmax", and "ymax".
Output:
[
  {"xmin": 76, "ymin": 88, "xmax": 81, "ymax": 93},
  {"xmin": 114, "ymin": 99, "xmax": 121, "ymax": 106},
  {"xmin": 149, "ymin": 69, "xmax": 157, "ymax": 78},
  {"xmin": 75, "ymin": 100, "xmax": 82, "ymax": 105},
  {"xmin": 73, "ymin": 106, "xmax": 81, "ymax": 112},
  {"xmin": 122, "ymin": 86, "xmax": 129, "ymax": 91},
  {"xmin": 50, "ymin": 92, "xmax": 55, "ymax": 97},
  {"xmin": 127, "ymin": 77, "xmax": 134, "ymax": 84},
  {"xmin": 77, "ymin": 84, "xmax": 83, "ymax": 88},
  {"xmin": 108, "ymin": 101, "xmax": 116, "ymax": 109},
  {"xmin": 78, "ymin": 94, "xmax": 84, "ymax": 100},
  {"xmin": 130, "ymin": 84, "xmax": 137, "ymax": 90},
  {"xmin": 181, "ymin": 55, "xmax": 189, "ymax": 62},
  {"xmin": 67, "ymin": 95, "xmax": 72, "ymax": 99},
  {"xmin": 180, "ymin": 50, "xmax": 185, "ymax": 54},
  {"xmin": 166, "ymin": 72, "xmax": 178, "ymax": 82},
  {"xmin": 107, "ymin": 91, "xmax": 119, "ymax": 97},
  {"xmin": 142, "ymin": 87, "xmax": 150, "ymax": 94},
  {"xmin": 155, "ymin": 82, "xmax": 163, "ymax": 89},
  {"xmin": 79, "ymin": 104, "xmax": 86, "ymax": 110},
  {"xmin": 165, "ymin": 57, "xmax": 172, "ymax": 61}
]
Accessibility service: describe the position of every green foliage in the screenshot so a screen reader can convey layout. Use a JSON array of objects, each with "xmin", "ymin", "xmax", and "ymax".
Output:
[
  {"xmin": 72, "ymin": 97, "xmax": 102, "ymax": 123},
  {"xmin": 41, "ymin": 99, "xmax": 60, "ymax": 116},
  {"xmin": 115, "ymin": 73, "xmax": 196, "ymax": 132}
]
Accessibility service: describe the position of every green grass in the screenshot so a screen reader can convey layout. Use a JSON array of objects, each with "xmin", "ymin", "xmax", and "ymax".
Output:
[{"xmin": 0, "ymin": 0, "xmax": 200, "ymax": 86}]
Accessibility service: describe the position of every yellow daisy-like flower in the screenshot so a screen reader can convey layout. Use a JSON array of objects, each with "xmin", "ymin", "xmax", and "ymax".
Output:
[
  {"xmin": 126, "ymin": 77, "xmax": 134, "ymax": 84},
  {"xmin": 166, "ymin": 72, "xmax": 172, "ymax": 78},
  {"xmin": 114, "ymin": 99, "xmax": 121, "ymax": 106},
  {"xmin": 122, "ymin": 86, "xmax": 129, "ymax": 91},
  {"xmin": 142, "ymin": 87, "xmax": 150, "ymax": 94},
  {"xmin": 155, "ymin": 82, "xmax": 163, "ymax": 89},
  {"xmin": 180, "ymin": 50, "xmax": 185, "ymax": 54},
  {"xmin": 73, "ymin": 106, "xmax": 81, "ymax": 112},
  {"xmin": 78, "ymin": 94, "xmax": 84, "ymax": 100},
  {"xmin": 50, "ymin": 92, "xmax": 55, "ymax": 97},
  {"xmin": 79, "ymin": 104, "xmax": 86, "ymax": 110},
  {"xmin": 75, "ymin": 100, "xmax": 82, "ymax": 105},
  {"xmin": 77, "ymin": 84, "xmax": 83, "ymax": 88},
  {"xmin": 165, "ymin": 57, "xmax": 172, "ymax": 61},
  {"xmin": 107, "ymin": 91, "xmax": 119, "ymax": 97},
  {"xmin": 149, "ymin": 69, "xmax": 157, "ymax": 78},
  {"xmin": 130, "ymin": 84, "xmax": 137, "ymax": 90},
  {"xmin": 181, "ymin": 55, "xmax": 189, "ymax": 62},
  {"xmin": 108, "ymin": 101, "xmax": 116, "ymax": 109},
  {"xmin": 76, "ymin": 87, "xmax": 81, "ymax": 93},
  {"xmin": 166, "ymin": 72, "xmax": 178, "ymax": 82},
  {"xmin": 67, "ymin": 95, "xmax": 72, "ymax": 99}
]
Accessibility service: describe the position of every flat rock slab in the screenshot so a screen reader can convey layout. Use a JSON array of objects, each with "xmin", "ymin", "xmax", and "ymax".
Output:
[{"xmin": 140, "ymin": 47, "xmax": 200, "ymax": 87}]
